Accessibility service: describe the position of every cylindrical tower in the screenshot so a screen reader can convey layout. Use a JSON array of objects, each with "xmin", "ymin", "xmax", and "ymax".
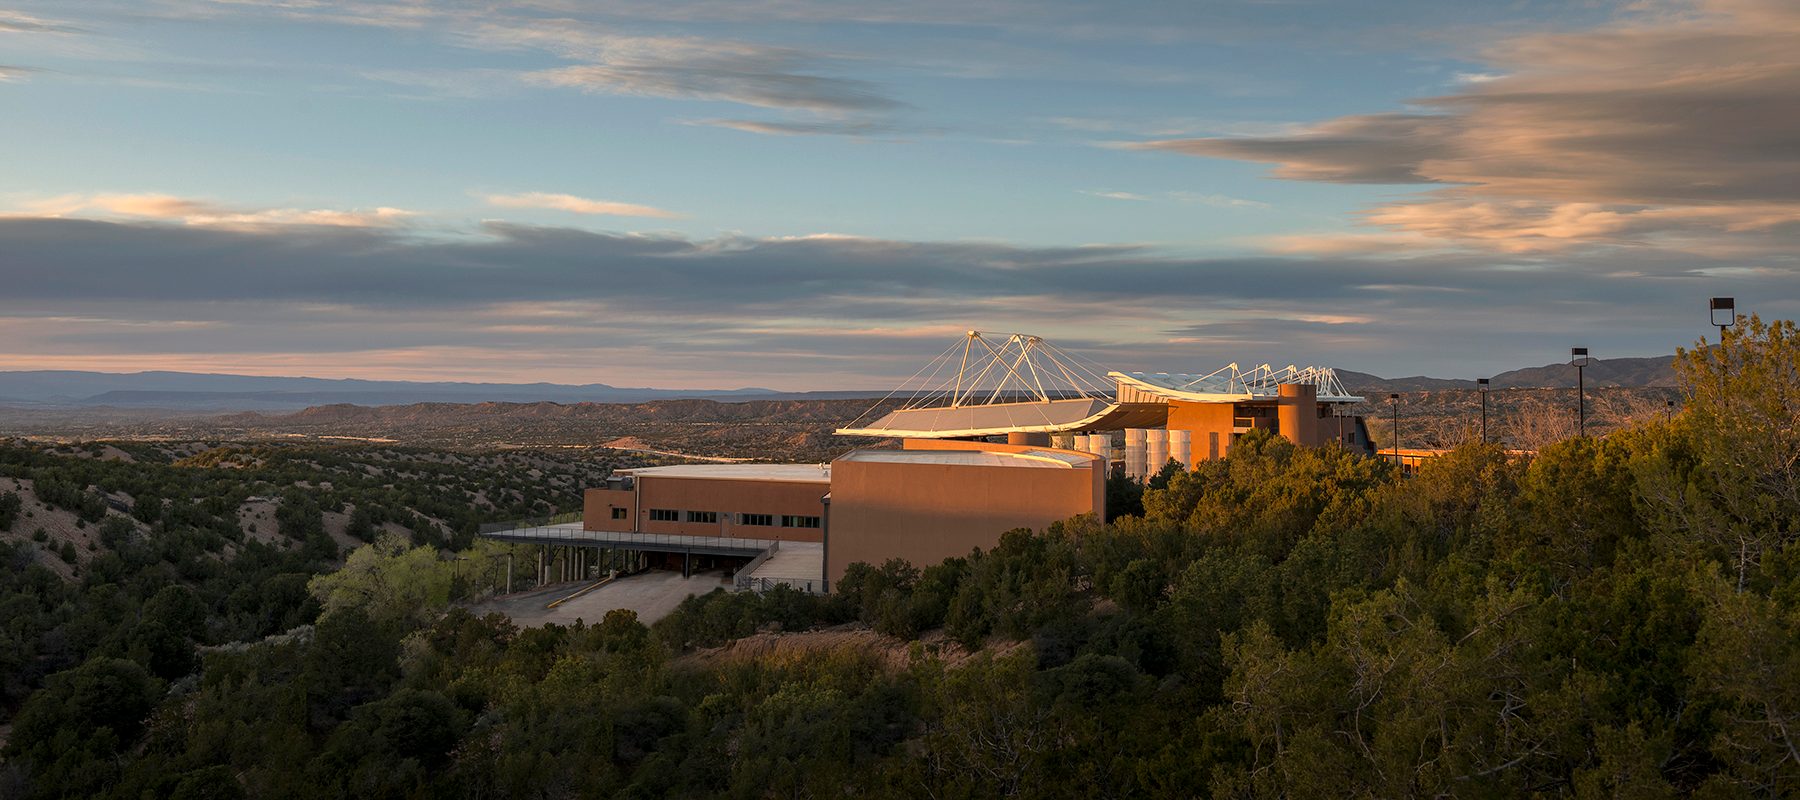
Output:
[{"xmin": 1277, "ymin": 383, "xmax": 1319, "ymax": 447}]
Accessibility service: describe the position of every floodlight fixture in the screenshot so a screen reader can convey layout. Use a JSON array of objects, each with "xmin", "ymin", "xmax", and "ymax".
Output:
[{"xmin": 1710, "ymin": 297, "xmax": 1736, "ymax": 332}]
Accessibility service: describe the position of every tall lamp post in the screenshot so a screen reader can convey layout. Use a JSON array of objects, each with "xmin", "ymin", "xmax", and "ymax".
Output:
[
  {"xmin": 1477, "ymin": 378, "xmax": 1489, "ymax": 444},
  {"xmin": 1389, "ymin": 393, "xmax": 1401, "ymax": 467},
  {"xmin": 1571, "ymin": 347, "xmax": 1591, "ymax": 437},
  {"xmin": 1709, "ymin": 297, "xmax": 1737, "ymax": 411}
]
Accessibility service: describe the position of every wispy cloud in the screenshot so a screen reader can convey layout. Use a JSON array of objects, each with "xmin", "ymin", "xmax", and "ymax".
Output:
[
  {"xmin": 0, "ymin": 10, "xmax": 80, "ymax": 34},
  {"xmin": 7, "ymin": 193, "xmax": 416, "ymax": 228},
  {"xmin": 1082, "ymin": 190, "xmax": 1150, "ymax": 201},
  {"xmin": 1082, "ymin": 189, "xmax": 1269, "ymax": 209},
  {"xmin": 686, "ymin": 118, "xmax": 905, "ymax": 137},
  {"xmin": 1169, "ymin": 191, "xmax": 1270, "ymax": 210},
  {"xmin": 484, "ymin": 192, "xmax": 681, "ymax": 219},
  {"xmin": 517, "ymin": 34, "xmax": 903, "ymax": 115}
]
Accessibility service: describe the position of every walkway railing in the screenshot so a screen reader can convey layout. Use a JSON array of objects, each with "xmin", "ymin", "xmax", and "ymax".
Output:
[
  {"xmin": 733, "ymin": 541, "xmax": 780, "ymax": 590},
  {"xmin": 740, "ymin": 576, "xmax": 827, "ymax": 595},
  {"xmin": 479, "ymin": 511, "xmax": 582, "ymax": 535},
  {"xmin": 480, "ymin": 523, "xmax": 776, "ymax": 557}
]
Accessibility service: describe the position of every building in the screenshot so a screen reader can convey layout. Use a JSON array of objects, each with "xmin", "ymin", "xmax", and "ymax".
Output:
[
  {"xmin": 836, "ymin": 334, "xmax": 1376, "ymax": 476},
  {"xmin": 480, "ymin": 331, "xmax": 1371, "ymax": 594}
]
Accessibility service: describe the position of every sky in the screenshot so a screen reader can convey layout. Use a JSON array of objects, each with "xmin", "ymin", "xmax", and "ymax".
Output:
[{"xmin": 1, "ymin": 0, "xmax": 1796, "ymax": 389}]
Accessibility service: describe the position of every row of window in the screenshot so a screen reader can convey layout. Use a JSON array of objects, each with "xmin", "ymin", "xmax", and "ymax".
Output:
[{"xmin": 642, "ymin": 509, "xmax": 821, "ymax": 528}]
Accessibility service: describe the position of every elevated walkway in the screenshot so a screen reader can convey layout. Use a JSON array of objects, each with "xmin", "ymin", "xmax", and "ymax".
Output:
[{"xmin": 480, "ymin": 521, "xmax": 774, "ymax": 557}]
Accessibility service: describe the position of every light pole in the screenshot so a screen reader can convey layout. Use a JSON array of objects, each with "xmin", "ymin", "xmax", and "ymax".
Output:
[
  {"xmin": 1570, "ymin": 347, "xmax": 1591, "ymax": 437},
  {"xmin": 1477, "ymin": 378, "xmax": 1489, "ymax": 445},
  {"xmin": 1389, "ymin": 393, "xmax": 1400, "ymax": 467},
  {"xmin": 1709, "ymin": 297, "xmax": 1737, "ymax": 412}
]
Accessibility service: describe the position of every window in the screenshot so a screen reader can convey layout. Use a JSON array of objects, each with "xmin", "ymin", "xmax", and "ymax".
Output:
[
  {"xmin": 740, "ymin": 513, "xmax": 774, "ymax": 526},
  {"xmin": 648, "ymin": 509, "xmax": 678, "ymax": 522},
  {"xmin": 611, "ymin": 507, "xmax": 628, "ymax": 520},
  {"xmin": 685, "ymin": 510, "xmax": 718, "ymax": 524},
  {"xmin": 781, "ymin": 515, "xmax": 821, "ymax": 529}
]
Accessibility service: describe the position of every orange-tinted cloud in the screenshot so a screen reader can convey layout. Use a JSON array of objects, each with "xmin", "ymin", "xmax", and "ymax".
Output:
[
  {"xmin": 1130, "ymin": 0, "xmax": 1800, "ymax": 254},
  {"xmin": 4, "ymin": 193, "xmax": 416, "ymax": 228},
  {"xmin": 484, "ymin": 192, "xmax": 681, "ymax": 218}
]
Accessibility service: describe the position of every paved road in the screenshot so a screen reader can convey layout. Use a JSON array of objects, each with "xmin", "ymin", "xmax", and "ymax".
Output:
[{"xmin": 470, "ymin": 569, "xmax": 733, "ymax": 628}]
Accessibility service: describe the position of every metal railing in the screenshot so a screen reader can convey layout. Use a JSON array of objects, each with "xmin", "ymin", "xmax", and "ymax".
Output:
[
  {"xmin": 733, "ymin": 541, "xmax": 780, "ymax": 590},
  {"xmin": 740, "ymin": 576, "xmax": 826, "ymax": 595},
  {"xmin": 479, "ymin": 511, "xmax": 582, "ymax": 535},
  {"xmin": 480, "ymin": 523, "xmax": 776, "ymax": 557}
]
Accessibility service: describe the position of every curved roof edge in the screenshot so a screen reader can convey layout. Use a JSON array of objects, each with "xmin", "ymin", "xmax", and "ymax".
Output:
[{"xmin": 1111, "ymin": 371, "xmax": 1364, "ymax": 404}]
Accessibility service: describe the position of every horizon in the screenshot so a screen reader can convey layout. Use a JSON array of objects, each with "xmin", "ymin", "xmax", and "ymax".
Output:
[
  {"xmin": 0, "ymin": 346, "xmax": 1684, "ymax": 395},
  {"xmin": 2, "ymin": 0, "xmax": 1795, "ymax": 389}
]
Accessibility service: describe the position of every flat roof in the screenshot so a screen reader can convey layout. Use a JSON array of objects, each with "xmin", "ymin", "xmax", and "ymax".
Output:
[
  {"xmin": 836, "ymin": 448, "xmax": 1091, "ymax": 469},
  {"xmin": 620, "ymin": 464, "xmax": 832, "ymax": 483}
]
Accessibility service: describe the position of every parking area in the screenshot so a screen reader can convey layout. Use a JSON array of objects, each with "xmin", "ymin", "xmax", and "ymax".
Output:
[{"xmin": 470, "ymin": 569, "xmax": 733, "ymax": 628}]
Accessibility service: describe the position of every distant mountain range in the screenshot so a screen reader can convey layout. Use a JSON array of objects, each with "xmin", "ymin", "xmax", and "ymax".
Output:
[
  {"xmin": 1337, "ymin": 354, "xmax": 1679, "ymax": 393},
  {"xmin": 0, "ymin": 354, "xmax": 1680, "ymax": 412},
  {"xmin": 0, "ymin": 370, "xmax": 880, "ymax": 411}
]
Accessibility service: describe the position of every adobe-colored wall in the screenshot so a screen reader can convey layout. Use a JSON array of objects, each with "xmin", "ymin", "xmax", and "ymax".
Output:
[
  {"xmin": 1166, "ymin": 400, "xmax": 1239, "ymax": 462},
  {"xmin": 1277, "ymin": 383, "xmax": 1321, "ymax": 448},
  {"xmin": 584, "ymin": 487, "xmax": 636, "ymax": 531},
  {"xmin": 637, "ymin": 476, "xmax": 828, "ymax": 542},
  {"xmin": 827, "ymin": 448, "xmax": 1103, "ymax": 585}
]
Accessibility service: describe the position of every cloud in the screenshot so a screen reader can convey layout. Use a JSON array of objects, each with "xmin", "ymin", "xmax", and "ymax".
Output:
[
  {"xmin": 1169, "ymin": 191, "xmax": 1270, "ymax": 210},
  {"xmin": 0, "ymin": 11, "xmax": 79, "ymax": 34},
  {"xmin": 0, "ymin": 215, "xmax": 1792, "ymax": 385},
  {"xmin": 519, "ymin": 34, "xmax": 903, "ymax": 114},
  {"xmin": 485, "ymin": 192, "xmax": 680, "ymax": 219},
  {"xmin": 0, "ymin": 65, "xmax": 40, "ymax": 81},
  {"xmin": 1128, "ymin": 113, "xmax": 1458, "ymax": 185},
  {"xmin": 7, "ymin": 193, "xmax": 416, "ymax": 228},
  {"xmin": 1123, "ymin": 0, "xmax": 1800, "ymax": 253},
  {"xmin": 1081, "ymin": 189, "xmax": 1269, "ymax": 209},
  {"xmin": 1082, "ymin": 190, "xmax": 1150, "ymax": 201},
  {"xmin": 686, "ymin": 118, "xmax": 905, "ymax": 137}
]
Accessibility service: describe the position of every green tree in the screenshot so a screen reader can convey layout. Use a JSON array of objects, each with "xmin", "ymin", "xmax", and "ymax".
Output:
[
  {"xmin": 3, "ymin": 658, "xmax": 165, "ymax": 797},
  {"xmin": 0, "ymin": 489, "xmax": 21, "ymax": 531},
  {"xmin": 1653, "ymin": 314, "xmax": 1800, "ymax": 590},
  {"xmin": 307, "ymin": 533, "xmax": 453, "ymax": 626}
]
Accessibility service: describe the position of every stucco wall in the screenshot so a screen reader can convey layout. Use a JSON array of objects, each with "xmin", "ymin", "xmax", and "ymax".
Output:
[
  {"xmin": 1277, "ymin": 383, "xmax": 1321, "ymax": 448},
  {"xmin": 1166, "ymin": 400, "xmax": 1239, "ymax": 461},
  {"xmin": 583, "ymin": 487, "xmax": 636, "ymax": 531},
  {"xmin": 642, "ymin": 477, "xmax": 827, "ymax": 542},
  {"xmin": 826, "ymin": 447, "xmax": 1103, "ymax": 585},
  {"xmin": 583, "ymin": 478, "xmax": 828, "ymax": 542}
]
